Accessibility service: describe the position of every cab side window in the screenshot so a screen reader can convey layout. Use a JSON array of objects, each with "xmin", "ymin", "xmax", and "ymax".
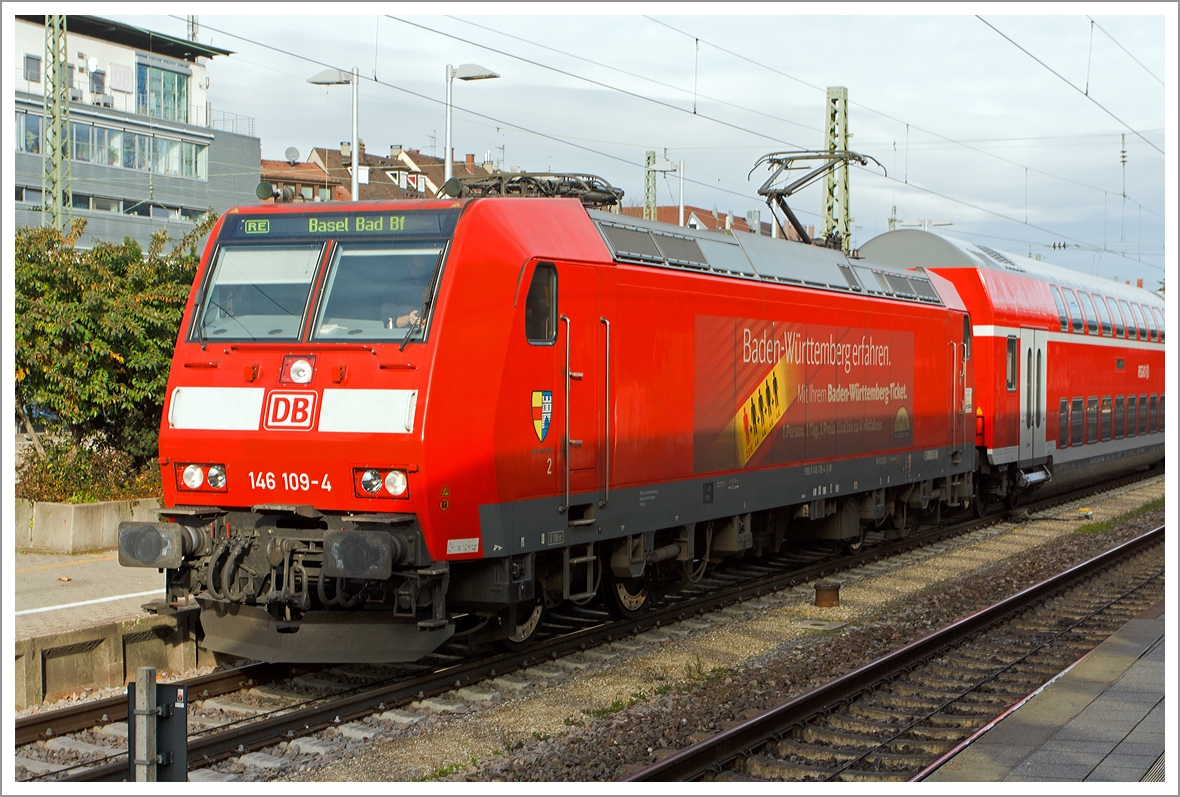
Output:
[{"xmin": 524, "ymin": 263, "xmax": 558, "ymax": 344}]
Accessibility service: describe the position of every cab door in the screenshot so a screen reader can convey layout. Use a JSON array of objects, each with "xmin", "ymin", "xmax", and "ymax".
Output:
[
  {"xmin": 558, "ymin": 264, "xmax": 601, "ymax": 514},
  {"xmin": 1018, "ymin": 328, "xmax": 1048, "ymax": 462}
]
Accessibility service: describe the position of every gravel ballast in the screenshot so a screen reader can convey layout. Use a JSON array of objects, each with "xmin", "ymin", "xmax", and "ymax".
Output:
[{"xmin": 270, "ymin": 476, "xmax": 1165, "ymax": 783}]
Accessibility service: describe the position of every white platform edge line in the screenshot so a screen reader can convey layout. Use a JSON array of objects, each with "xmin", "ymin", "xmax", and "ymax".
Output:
[{"xmin": 15, "ymin": 589, "xmax": 164, "ymax": 616}]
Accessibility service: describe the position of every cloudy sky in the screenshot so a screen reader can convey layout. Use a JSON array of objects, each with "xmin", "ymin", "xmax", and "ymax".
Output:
[{"xmin": 107, "ymin": 4, "xmax": 1172, "ymax": 284}]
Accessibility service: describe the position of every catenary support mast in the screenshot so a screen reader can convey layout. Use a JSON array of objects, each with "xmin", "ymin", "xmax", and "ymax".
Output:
[
  {"xmin": 822, "ymin": 86, "xmax": 851, "ymax": 251},
  {"xmin": 42, "ymin": 14, "xmax": 72, "ymax": 230}
]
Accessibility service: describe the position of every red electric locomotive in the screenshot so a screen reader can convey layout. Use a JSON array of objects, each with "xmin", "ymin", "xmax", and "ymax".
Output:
[
  {"xmin": 860, "ymin": 230, "xmax": 1165, "ymax": 508},
  {"xmin": 117, "ymin": 183, "xmax": 1149, "ymax": 664}
]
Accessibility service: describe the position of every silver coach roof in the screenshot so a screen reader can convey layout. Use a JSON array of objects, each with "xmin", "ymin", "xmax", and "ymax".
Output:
[{"xmin": 858, "ymin": 229, "xmax": 1163, "ymax": 308}]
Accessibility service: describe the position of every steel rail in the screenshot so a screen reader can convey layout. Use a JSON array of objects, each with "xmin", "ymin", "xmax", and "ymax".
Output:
[
  {"xmin": 24, "ymin": 467, "xmax": 1157, "ymax": 781},
  {"xmin": 15, "ymin": 661, "xmax": 293, "ymax": 747},
  {"xmin": 623, "ymin": 524, "xmax": 1164, "ymax": 781}
]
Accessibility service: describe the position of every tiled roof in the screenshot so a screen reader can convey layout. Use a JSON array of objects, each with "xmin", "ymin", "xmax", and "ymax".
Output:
[
  {"xmin": 621, "ymin": 204, "xmax": 758, "ymax": 231},
  {"xmin": 308, "ymin": 147, "xmax": 419, "ymax": 200},
  {"xmin": 617, "ymin": 205, "xmax": 810, "ymax": 241},
  {"xmin": 260, "ymin": 159, "xmax": 338, "ymax": 183}
]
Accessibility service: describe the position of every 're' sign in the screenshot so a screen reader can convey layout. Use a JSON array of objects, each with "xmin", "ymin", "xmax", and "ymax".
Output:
[{"xmin": 264, "ymin": 391, "xmax": 317, "ymax": 431}]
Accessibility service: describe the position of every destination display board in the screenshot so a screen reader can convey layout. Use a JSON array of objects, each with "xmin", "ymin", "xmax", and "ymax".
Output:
[
  {"xmin": 220, "ymin": 210, "xmax": 461, "ymax": 241},
  {"xmin": 694, "ymin": 315, "xmax": 915, "ymax": 473}
]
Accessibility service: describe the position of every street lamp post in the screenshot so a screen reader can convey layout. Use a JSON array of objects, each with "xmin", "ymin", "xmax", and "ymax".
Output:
[
  {"xmin": 444, "ymin": 63, "xmax": 499, "ymax": 183},
  {"xmin": 308, "ymin": 67, "xmax": 359, "ymax": 201}
]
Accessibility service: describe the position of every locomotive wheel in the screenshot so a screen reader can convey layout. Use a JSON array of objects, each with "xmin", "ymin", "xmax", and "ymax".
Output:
[
  {"xmin": 602, "ymin": 568, "xmax": 653, "ymax": 619},
  {"xmin": 885, "ymin": 502, "xmax": 910, "ymax": 539},
  {"xmin": 844, "ymin": 527, "xmax": 866, "ymax": 554},
  {"xmin": 498, "ymin": 598, "xmax": 545, "ymax": 651}
]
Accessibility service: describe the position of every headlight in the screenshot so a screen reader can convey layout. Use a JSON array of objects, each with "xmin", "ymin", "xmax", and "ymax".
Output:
[
  {"xmin": 207, "ymin": 465, "xmax": 227, "ymax": 489},
  {"xmin": 360, "ymin": 469, "xmax": 383, "ymax": 494},
  {"xmin": 182, "ymin": 464, "xmax": 204, "ymax": 489},
  {"xmin": 289, "ymin": 358, "xmax": 313, "ymax": 384},
  {"xmin": 384, "ymin": 470, "xmax": 408, "ymax": 496}
]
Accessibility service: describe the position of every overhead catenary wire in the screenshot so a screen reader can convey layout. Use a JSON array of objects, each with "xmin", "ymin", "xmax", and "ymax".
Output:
[
  {"xmin": 856, "ymin": 165, "xmax": 1163, "ymax": 270},
  {"xmin": 167, "ymin": 16, "xmax": 796, "ymax": 214},
  {"xmin": 976, "ymin": 16, "xmax": 1163, "ymax": 156},
  {"xmin": 388, "ymin": 16, "xmax": 809, "ymax": 149},
  {"xmin": 1087, "ymin": 15, "xmax": 1164, "ymax": 85},
  {"xmin": 173, "ymin": 17, "xmax": 1159, "ymax": 270},
  {"xmin": 646, "ymin": 15, "xmax": 1163, "ymax": 222},
  {"xmin": 399, "ymin": 15, "xmax": 1164, "ymax": 257},
  {"xmin": 445, "ymin": 16, "xmax": 821, "ymax": 135}
]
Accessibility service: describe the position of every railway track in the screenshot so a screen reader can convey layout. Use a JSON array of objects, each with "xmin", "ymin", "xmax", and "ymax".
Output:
[
  {"xmin": 624, "ymin": 525, "xmax": 1164, "ymax": 782},
  {"xmin": 14, "ymin": 469, "xmax": 1159, "ymax": 782}
]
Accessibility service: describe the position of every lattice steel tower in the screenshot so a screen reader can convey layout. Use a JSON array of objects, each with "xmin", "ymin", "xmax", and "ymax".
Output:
[
  {"xmin": 42, "ymin": 14, "xmax": 72, "ymax": 230},
  {"xmin": 821, "ymin": 86, "xmax": 850, "ymax": 250},
  {"xmin": 644, "ymin": 151, "xmax": 657, "ymax": 221}
]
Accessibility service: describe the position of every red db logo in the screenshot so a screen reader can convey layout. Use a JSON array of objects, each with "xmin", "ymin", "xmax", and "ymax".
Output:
[{"xmin": 264, "ymin": 391, "xmax": 317, "ymax": 431}]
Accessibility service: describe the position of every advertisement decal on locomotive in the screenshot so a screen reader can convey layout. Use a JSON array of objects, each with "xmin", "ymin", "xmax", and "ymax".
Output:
[{"xmin": 694, "ymin": 316, "xmax": 915, "ymax": 473}]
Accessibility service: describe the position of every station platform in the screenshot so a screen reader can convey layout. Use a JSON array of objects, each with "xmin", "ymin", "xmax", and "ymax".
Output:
[
  {"xmin": 13, "ymin": 549, "xmax": 196, "ymax": 710},
  {"xmin": 925, "ymin": 600, "xmax": 1166, "ymax": 783},
  {"xmin": 14, "ymin": 549, "xmax": 164, "ymax": 642}
]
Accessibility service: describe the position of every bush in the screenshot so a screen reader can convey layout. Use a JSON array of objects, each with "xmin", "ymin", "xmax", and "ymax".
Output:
[
  {"xmin": 15, "ymin": 214, "xmax": 216, "ymax": 470},
  {"xmin": 16, "ymin": 439, "xmax": 162, "ymax": 503}
]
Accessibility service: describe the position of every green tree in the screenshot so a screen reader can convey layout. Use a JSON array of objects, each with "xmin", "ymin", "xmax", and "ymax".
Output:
[{"xmin": 15, "ymin": 214, "xmax": 216, "ymax": 468}]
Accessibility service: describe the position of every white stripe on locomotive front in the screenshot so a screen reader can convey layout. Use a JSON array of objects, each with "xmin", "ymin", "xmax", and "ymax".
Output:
[
  {"xmin": 167, "ymin": 386, "xmax": 420, "ymax": 433},
  {"xmin": 169, "ymin": 386, "xmax": 266, "ymax": 430},
  {"xmin": 319, "ymin": 389, "xmax": 418, "ymax": 433}
]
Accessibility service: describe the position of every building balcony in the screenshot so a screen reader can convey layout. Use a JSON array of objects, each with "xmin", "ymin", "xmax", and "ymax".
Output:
[{"xmin": 13, "ymin": 71, "xmax": 254, "ymax": 135}]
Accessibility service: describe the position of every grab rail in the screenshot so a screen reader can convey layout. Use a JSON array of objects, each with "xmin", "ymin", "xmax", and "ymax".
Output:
[{"xmin": 599, "ymin": 316, "xmax": 610, "ymax": 508}]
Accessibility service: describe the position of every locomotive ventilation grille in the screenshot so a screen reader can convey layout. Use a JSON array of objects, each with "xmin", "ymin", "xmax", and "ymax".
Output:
[{"xmin": 592, "ymin": 214, "xmax": 943, "ymax": 306}]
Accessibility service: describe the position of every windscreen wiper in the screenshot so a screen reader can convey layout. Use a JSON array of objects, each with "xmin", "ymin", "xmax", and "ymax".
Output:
[
  {"xmin": 400, "ymin": 246, "xmax": 448, "ymax": 352},
  {"xmin": 202, "ymin": 298, "xmax": 258, "ymax": 343}
]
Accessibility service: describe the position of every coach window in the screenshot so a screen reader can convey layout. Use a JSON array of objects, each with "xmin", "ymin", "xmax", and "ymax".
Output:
[
  {"xmin": 1062, "ymin": 289, "xmax": 1084, "ymax": 334},
  {"xmin": 1126, "ymin": 395, "xmax": 1137, "ymax": 438},
  {"xmin": 962, "ymin": 316, "xmax": 972, "ymax": 360},
  {"xmin": 1049, "ymin": 286, "xmax": 1068, "ymax": 332},
  {"xmin": 1117, "ymin": 300, "xmax": 1135, "ymax": 339},
  {"xmin": 1086, "ymin": 398, "xmax": 1098, "ymax": 444},
  {"xmin": 1078, "ymin": 293, "xmax": 1098, "ymax": 335},
  {"xmin": 1160, "ymin": 395, "xmax": 1165, "ymax": 432},
  {"xmin": 1149, "ymin": 395, "xmax": 1158, "ymax": 434},
  {"xmin": 1071, "ymin": 398, "xmax": 1084, "ymax": 446},
  {"xmin": 1100, "ymin": 397, "xmax": 1112, "ymax": 441},
  {"xmin": 1151, "ymin": 307, "xmax": 1164, "ymax": 342},
  {"xmin": 1138, "ymin": 394, "xmax": 1148, "ymax": 435},
  {"xmin": 1005, "ymin": 337, "xmax": 1017, "ymax": 391},
  {"xmin": 1058, "ymin": 399, "xmax": 1069, "ymax": 449},
  {"xmin": 525, "ymin": 263, "xmax": 558, "ymax": 344},
  {"xmin": 1092, "ymin": 296, "xmax": 1113, "ymax": 336},
  {"xmin": 1109, "ymin": 298, "xmax": 1126, "ymax": 338},
  {"xmin": 1143, "ymin": 307, "xmax": 1158, "ymax": 342},
  {"xmin": 1130, "ymin": 304, "xmax": 1148, "ymax": 341},
  {"xmin": 1114, "ymin": 396, "xmax": 1125, "ymax": 439}
]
